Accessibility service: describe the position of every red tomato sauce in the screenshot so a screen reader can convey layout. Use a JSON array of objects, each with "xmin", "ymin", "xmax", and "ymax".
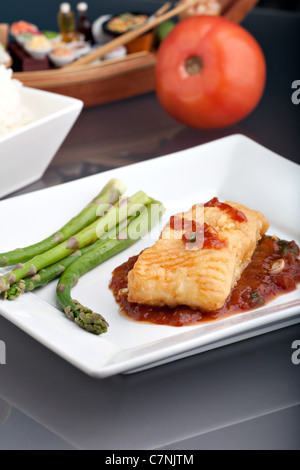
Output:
[
  {"xmin": 169, "ymin": 215, "xmax": 227, "ymax": 250},
  {"xmin": 109, "ymin": 236, "xmax": 300, "ymax": 327},
  {"xmin": 204, "ymin": 197, "xmax": 248, "ymax": 222}
]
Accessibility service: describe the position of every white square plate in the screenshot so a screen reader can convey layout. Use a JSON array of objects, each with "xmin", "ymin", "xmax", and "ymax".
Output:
[{"xmin": 0, "ymin": 134, "xmax": 299, "ymax": 377}]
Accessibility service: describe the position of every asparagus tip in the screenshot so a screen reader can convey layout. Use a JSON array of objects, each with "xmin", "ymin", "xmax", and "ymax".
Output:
[
  {"xmin": 64, "ymin": 301, "xmax": 109, "ymax": 335},
  {"xmin": 76, "ymin": 310, "xmax": 109, "ymax": 335},
  {"xmin": 3, "ymin": 282, "xmax": 25, "ymax": 300}
]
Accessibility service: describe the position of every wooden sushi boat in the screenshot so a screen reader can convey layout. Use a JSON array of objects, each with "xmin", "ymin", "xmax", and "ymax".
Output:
[{"xmin": 5, "ymin": 0, "xmax": 259, "ymax": 107}]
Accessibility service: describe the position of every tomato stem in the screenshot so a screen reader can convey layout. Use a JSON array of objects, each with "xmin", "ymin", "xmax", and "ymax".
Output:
[{"xmin": 185, "ymin": 55, "xmax": 203, "ymax": 75}]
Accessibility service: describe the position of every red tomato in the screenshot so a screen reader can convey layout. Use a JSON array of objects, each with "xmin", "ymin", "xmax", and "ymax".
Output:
[{"xmin": 155, "ymin": 16, "xmax": 266, "ymax": 129}]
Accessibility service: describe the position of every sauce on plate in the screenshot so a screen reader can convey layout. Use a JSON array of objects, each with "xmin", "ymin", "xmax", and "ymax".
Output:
[
  {"xmin": 169, "ymin": 215, "xmax": 227, "ymax": 250},
  {"xmin": 109, "ymin": 236, "xmax": 300, "ymax": 327},
  {"xmin": 204, "ymin": 197, "xmax": 248, "ymax": 222}
]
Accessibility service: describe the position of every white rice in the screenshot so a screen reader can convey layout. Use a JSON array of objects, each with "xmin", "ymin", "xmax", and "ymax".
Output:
[
  {"xmin": 0, "ymin": 45, "xmax": 10, "ymax": 65},
  {"xmin": 0, "ymin": 65, "xmax": 33, "ymax": 137}
]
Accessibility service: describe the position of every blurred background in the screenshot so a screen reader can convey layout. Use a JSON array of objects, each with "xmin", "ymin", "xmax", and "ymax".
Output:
[{"xmin": 1, "ymin": 0, "xmax": 300, "ymax": 32}]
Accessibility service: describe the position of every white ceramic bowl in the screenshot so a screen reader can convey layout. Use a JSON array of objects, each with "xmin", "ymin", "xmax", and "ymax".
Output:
[
  {"xmin": 49, "ymin": 49, "xmax": 75, "ymax": 67},
  {"xmin": 70, "ymin": 41, "xmax": 92, "ymax": 59},
  {"xmin": 0, "ymin": 87, "xmax": 83, "ymax": 198},
  {"xmin": 42, "ymin": 32, "xmax": 62, "ymax": 43},
  {"xmin": 103, "ymin": 45, "xmax": 127, "ymax": 61},
  {"xmin": 15, "ymin": 33, "xmax": 34, "ymax": 46},
  {"xmin": 92, "ymin": 14, "xmax": 113, "ymax": 44},
  {"xmin": 24, "ymin": 43, "xmax": 53, "ymax": 60}
]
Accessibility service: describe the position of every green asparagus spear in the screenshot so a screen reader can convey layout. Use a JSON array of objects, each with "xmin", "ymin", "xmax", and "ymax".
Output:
[
  {"xmin": 4, "ymin": 250, "xmax": 86, "ymax": 300},
  {"xmin": 0, "ymin": 178, "xmax": 126, "ymax": 267},
  {"xmin": 56, "ymin": 200, "xmax": 165, "ymax": 335},
  {"xmin": 4, "ymin": 203, "xmax": 147, "ymax": 300},
  {"xmin": 0, "ymin": 191, "xmax": 150, "ymax": 294}
]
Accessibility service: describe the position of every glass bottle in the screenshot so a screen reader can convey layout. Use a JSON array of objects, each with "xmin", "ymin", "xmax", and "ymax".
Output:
[
  {"xmin": 76, "ymin": 2, "xmax": 94, "ymax": 43},
  {"xmin": 57, "ymin": 2, "xmax": 77, "ymax": 43}
]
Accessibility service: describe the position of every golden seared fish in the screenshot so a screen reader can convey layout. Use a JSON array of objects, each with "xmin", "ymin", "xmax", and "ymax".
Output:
[{"xmin": 127, "ymin": 198, "xmax": 269, "ymax": 311}]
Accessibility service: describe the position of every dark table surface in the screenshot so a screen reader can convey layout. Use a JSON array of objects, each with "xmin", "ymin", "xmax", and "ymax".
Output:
[{"xmin": 0, "ymin": 8, "xmax": 299, "ymax": 450}]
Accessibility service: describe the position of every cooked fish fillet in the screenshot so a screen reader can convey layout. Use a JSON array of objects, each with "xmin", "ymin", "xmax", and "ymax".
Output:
[{"xmin": 127, "ymin": 200, "xmax": 269, "ymax": 311}]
